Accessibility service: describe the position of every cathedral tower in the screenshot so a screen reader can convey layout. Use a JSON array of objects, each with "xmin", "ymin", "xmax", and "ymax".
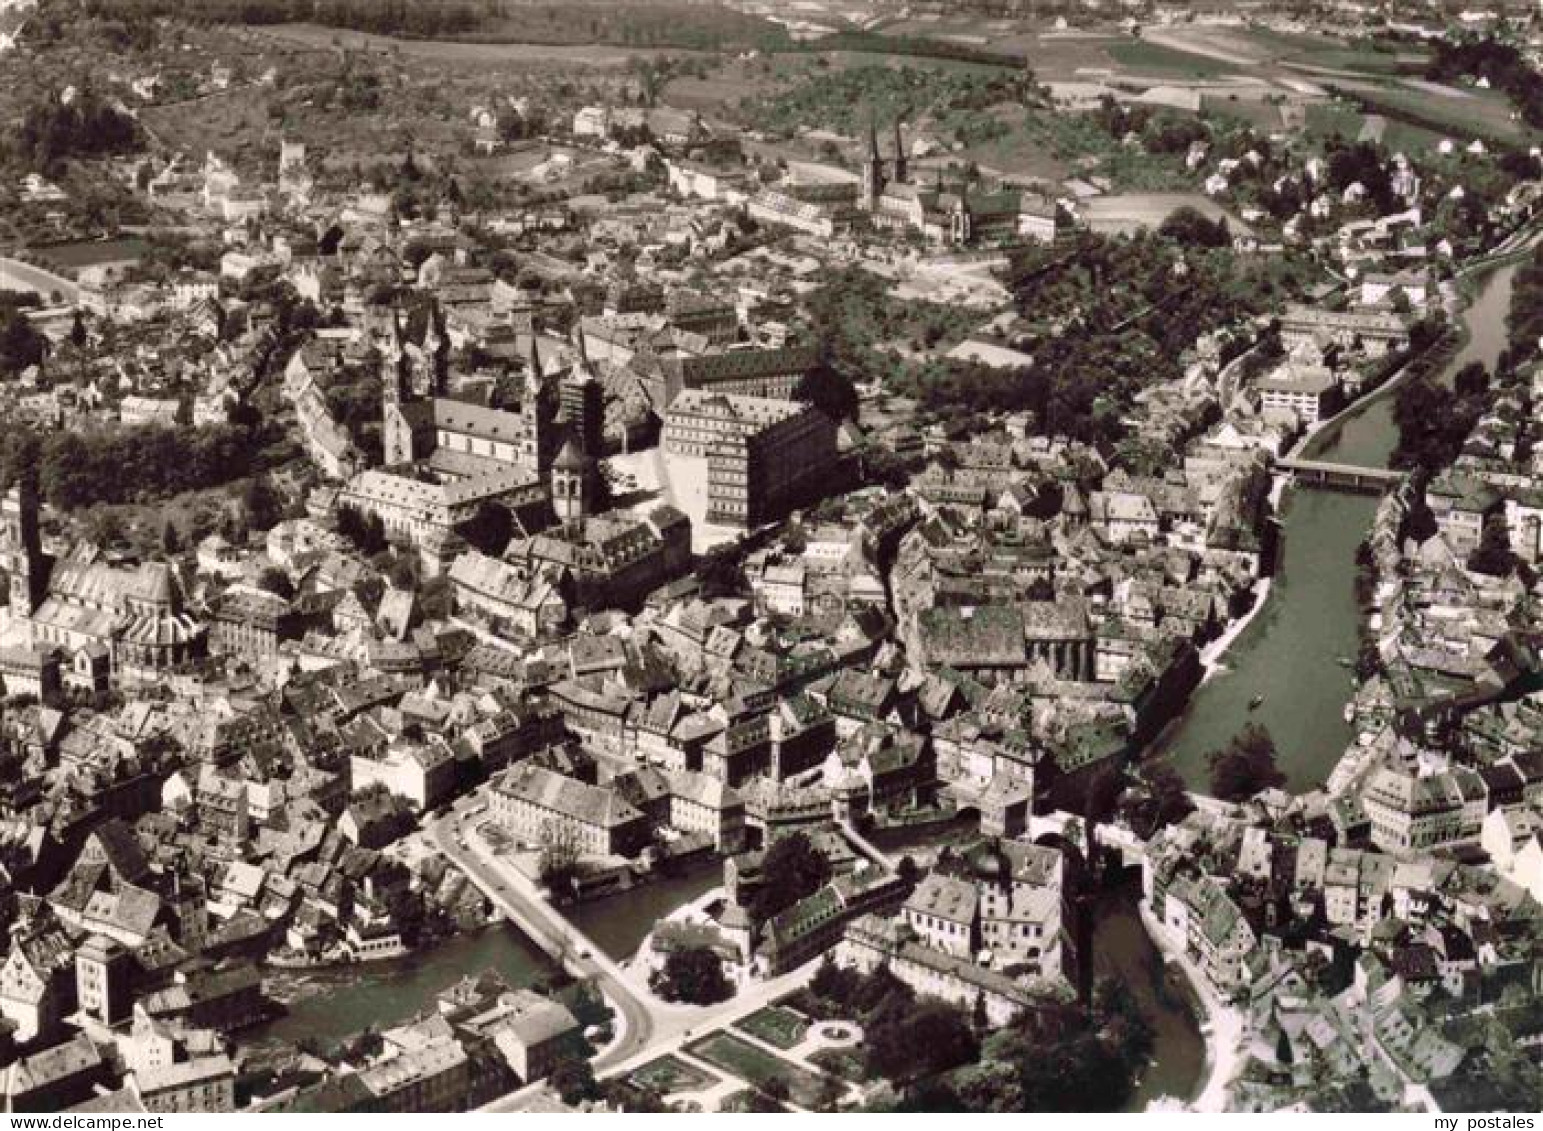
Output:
[
  {"xmin": 382, "ymin": 309, "xmax": 412, "ymax": 406},
  {"xmin": 521, "ymin": 334, "xmax": 560, "ymax": 476},
  {"xmin": 861, "ymin": 118, "xmax": 884, "ymax": 211}
]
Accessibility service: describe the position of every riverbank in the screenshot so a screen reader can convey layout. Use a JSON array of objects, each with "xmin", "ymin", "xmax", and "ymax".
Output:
[
  {"xmin": 1196, "ymin": 473, "xmax": 1288, "ymax": 685},
  {"xmin": 1137, "ymin": 898, "xmax": 1246, "ymax": 1112},
  {"xmin": 1157, "ymin": 236, "xmax": 1536, "ymax": 791}
]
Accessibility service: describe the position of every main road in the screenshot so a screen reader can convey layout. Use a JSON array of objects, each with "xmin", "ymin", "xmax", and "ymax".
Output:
[
  {"xmin": 429, "ymin": 800, "xmax": 820, "ymax": 1110},
  {"xmin": 0, "ymin": 257, "xmax": 78, "ymax": 304},
  {"xmin": 426, "ymin": 806, "xmax": 655, "ymax": 1073}
]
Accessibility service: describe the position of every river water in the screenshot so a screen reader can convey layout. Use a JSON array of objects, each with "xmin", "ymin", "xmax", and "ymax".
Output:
[
  {"xmin": 1153, "ymin": 255, "xmax": 1526, "ymax": 792},
  {"xmin": 238, "ymin": 864, "xmax": 720, "ymax": 1060},
  {"xmin": 567, "ymin": 860, "xmax": 724, "ymax": 962},
  {"xmin": 1092, "ymin": 878, "xmax": 1206, "ymax": 1110},
  {"xmin": 242, "ymin": 923, "xmax": 556, "ymax": 1055}
]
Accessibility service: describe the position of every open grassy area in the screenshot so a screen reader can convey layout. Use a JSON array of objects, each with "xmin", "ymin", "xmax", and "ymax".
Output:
[
  {"xmin": 1303, "ymin": 100, "xmax": 1366, "ymax": 143},
  {"xmin": 629, "ymin": 1055, "xmax": 719, "ymax": 1096},
  {"xmin": 685, "ymin": 1032, "xmax": 833, "ymax": 1108},
  {"xmin": 34, "ymin": 238, "xmax": 151, "ymax": 270},
  {"xmin": 1235, "ymin": 26, "xmax": 1423, "ymax": 75},
  {"xmin": 1105, "ymin": 39, "xmax": 1238, "ymax": 80},
  {"xmin": 1329, "ymin": 79, "xmax": 1534, "ymax": 146},
  {"xmin": 808, "ymin": 1046, "xmax": 870, "ymax": 1083},
  {"xmin": 735, "ymin": 1005, "xmax": 810, "ymax": 1051},
  {"xmin": 1199, "ymin": 94, "xmax": 1284, "ymax": 134}
]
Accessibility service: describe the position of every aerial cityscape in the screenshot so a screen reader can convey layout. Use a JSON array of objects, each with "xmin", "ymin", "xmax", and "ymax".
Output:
[{"xmin": 0, "ymin": 0, "xmax": 1541, "ymax": 1115}]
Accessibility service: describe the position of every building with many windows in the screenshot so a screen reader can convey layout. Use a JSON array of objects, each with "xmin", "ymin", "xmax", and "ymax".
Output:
[
  {"xmin": 1363, "ymin": 763, "xmax": 1488, "ymax": 853},
  {"xmin": 489, "ymin": 763, "xmax": 651, "ymax": 858},
  {"xmin": 663, "ymin": 391, "xmax": 838, "ymax": 527}
]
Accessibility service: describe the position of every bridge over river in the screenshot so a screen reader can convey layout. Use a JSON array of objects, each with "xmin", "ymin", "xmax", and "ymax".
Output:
[{"xmin": 1275, "ymin": 456, "xmax": 1402, "ymax": 494}]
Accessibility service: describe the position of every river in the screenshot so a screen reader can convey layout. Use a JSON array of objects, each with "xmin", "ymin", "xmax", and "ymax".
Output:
[
  {"xmin": 567, "ymin": 860, "xmax": 724, "ymax": 962},
  {"xmin": 242, "ymin": 923, "xmax": 556, "ymax": 1057},
  {"xmin": 237, "ymin": 863, "xmax": 720, "ymax": 1061},
  {"xmin": 1153, "ymin": 252, "xmax": 1527, "ymax": 792},
  {"xmin": 1092, "ymin": 876, "xmax": 1206, "ymax": 1110}
]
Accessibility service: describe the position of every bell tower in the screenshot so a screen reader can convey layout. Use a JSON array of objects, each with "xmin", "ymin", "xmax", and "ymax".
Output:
[
  {"xmin": 522, "ymin": 334, "xmax": 559, "ymax": 475},
  {"xmin": 2, "ymin": 478, "xmax": 47, "ymax": 618},
  {"xmin": 382, "ymin": 309, "xmax": 412, "ymax": 406},
  {"xmin": 551, "ymin": 433, "xmax": 595, "ymax": 522}
]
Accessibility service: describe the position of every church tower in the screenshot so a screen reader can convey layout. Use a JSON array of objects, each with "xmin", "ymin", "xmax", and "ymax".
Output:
[
  {"xmin": 382, "ymin": 309, "xmax": 412, "ymax": 406},
  {"xmin": 423, "ymin": 303, "xmax": 450, "ymax": 397},
  {"xmin": 861, "ymin": 118, "xmax": 884, "ymax": 211},
  {"xmin": 521, "ymin": 334, "xmax": 560, "ymax": 476},
  {"xmin": 381, "ymin": 310, "xmax": 419, "ymax": 467},
  {"xmin": 892, "ymin": 119, "xmax": 908, "ymax": 185},
  {"xmin": 561, "ymin": 334, "xmax": 605, "ymax": 460},
  {"xmin": 550, "ymin": 433, "xmax": 595, "ymax": 522},
  {"xmin": 2, "ymin": 478, "xmax": 47, "ymax": 618}
]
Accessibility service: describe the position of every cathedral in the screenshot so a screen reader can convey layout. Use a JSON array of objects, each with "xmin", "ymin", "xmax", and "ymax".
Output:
[
  {"xmin": 342, "ymin": 307, "xmax": 603, "ymax": 574},
  {"xmin": 860, "ymin": 119, "xmax": 1056, "ymax": 247},
  {"xmin": 379, "ymin": 307, "xmax": 558, "ymax": 476}
]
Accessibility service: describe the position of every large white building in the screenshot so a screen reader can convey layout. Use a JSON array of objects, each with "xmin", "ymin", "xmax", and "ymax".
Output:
[{"xmin": 1363, "ymin": 764, "xmax": 1488, "ymax": 854}]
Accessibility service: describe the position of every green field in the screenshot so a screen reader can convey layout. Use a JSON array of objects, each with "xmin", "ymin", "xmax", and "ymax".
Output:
[
  {"xmin": 808, "ymin": 1046, "xmax": 870, "ymax": 1083},
  {"xmin": 1238, "ymin": 26, "xmax": 1423, "ymax": 75},
  {"xmin": 1105, "ymin": 39, "xmax": 1237, "ymax": 80},
  {"xmin": 686, "ymin": 1032, "xmax": 833, "ymax": 1108},
  {"xmin": 1200, "ymin": 94, "xmax": 1285, "ymax": 133},
  {"xmin": 736, "ymin": 1005, "xmax": 810, "ymax": 1050},
  {"xmin": 1306, "ymin": 92, "xmax": 1502, "ymax": 154},
  {"xmin": 36, "ymin": 237, "xmax": 151, "ymax": 269},
  {"xmin": 1329, "ymin": 80, "xmax": 1533, "ymax": 146},
  {"xmin": 628, "ymin": 1055, "xmax": 719, "ymax": 1096}
]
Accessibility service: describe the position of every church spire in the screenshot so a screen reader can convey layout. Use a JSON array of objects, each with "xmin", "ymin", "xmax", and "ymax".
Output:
[
  {"xmin": 383, "ymin": 306, "xmax": 410, "ymax": 404},
  {"xmin": 424, "ymin": 302, "xmax": 448, "ymax": 396},
  {"xmin": 892, "ymin": 119, "xmax": 907, "ymax": 184},
  {"xmin": 525, "ymin": 332, "xmax": 544, "ymax": 399},
  {"xmin": 862, "ymin": 115, "xmax": 884, "ymax": 210}
]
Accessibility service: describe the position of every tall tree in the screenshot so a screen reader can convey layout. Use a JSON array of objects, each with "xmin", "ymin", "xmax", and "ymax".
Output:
[{"xmin": 1207, "ymin": 723, "xmax": 1285, "ymax": 802}]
